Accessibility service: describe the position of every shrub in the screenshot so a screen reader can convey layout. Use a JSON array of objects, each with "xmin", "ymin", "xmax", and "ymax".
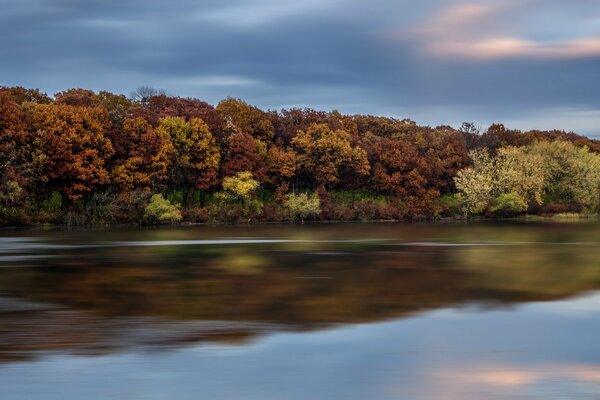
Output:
[
  {"xmin": 0, "ymin": 180, "xmax": 26, "ymax": 225},
  {"xmin": 284, "ymin": 192, "xmax": 321, "ymax": 222},
  {"xmin": 438, "ymin": 193, "xmax": 464, "ymax": 218},
  {"xmin": 83, "ymin": 190, "xmax": 127, "ymax": 225},
  {"xmin": 491, "ymin": 192, "xmax": 528, "ymax": 217},
  {"xmin": 213, "ymin": 171, "xmax": 263, "ymax": 221},
  {"xmin": 143, "ymin": 194, "xmax": 182, "ymax": 224},
  {"xmin": 221, "ymin": 171, "xmax": 260, "ymax": 202},
  {"xmin": 183, "ymin": 206, "xmax": 209, "ymax": 223}
]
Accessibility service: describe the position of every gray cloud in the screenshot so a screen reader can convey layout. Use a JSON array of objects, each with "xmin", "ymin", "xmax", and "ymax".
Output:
[{"xmin": 1, "ymin": 0, "xmax": 599, "ymax": 137}]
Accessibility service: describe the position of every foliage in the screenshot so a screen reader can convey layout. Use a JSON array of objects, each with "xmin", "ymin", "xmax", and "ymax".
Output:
[
  {"xmin": 491, "ymin": 192, "xmax": 529, "ymax": 216},
  {"xmin": 157, "ymin": 116, "xmax": 220, "ymax": 198},
  {"xmin": 292, "ymin": 123, "xmax": 370, "ymax": 188},
  {"xmin": 284, "ymin": 192, "xmax": 321, "ymax": 222},
  {"xmin": 217, "ymin": 97, "xmax": 275, "ymax": 141},
  {"xmin": 455, "ymin": 141, "xmax": 600, "ymax": 216},
  {"xmin": 112, "ymin": 117, "xmax": 171, "ymax": 191},
  {"xmin": 220, "ymin": 171, "xmax": 260, "ymax": 202},
  {"xmin": 454, "ymin": 149, "xmax": 496, "ymax": 215},
  {"xmin": 25, "ymin": 103, "xmax": 114, "ymax": 201},
  {"xmin": 1, "ymin": 84, "xmax": 599, "ymax": 225},
  {"xmin": 143, "ymin": 194, "xmax": 182, "ymax": 224},
  {"xmin": 83, "ymin": 190, "xmax": 127, "ymax": 225}
]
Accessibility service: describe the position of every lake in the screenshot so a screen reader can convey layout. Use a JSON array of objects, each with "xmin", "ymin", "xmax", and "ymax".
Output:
[{"xmin": 1, "ymin": 221, "xmax": 600, "ymax": 399}]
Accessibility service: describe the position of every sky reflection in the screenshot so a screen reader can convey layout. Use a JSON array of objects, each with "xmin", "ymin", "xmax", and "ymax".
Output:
[{"xmin": 1, "ymin": 292, "xmax": 600, "ymax": 400}]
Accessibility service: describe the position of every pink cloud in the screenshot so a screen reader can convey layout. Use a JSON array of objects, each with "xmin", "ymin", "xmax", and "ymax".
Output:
[
  {"xmin": 392, "ymin": 1, "xmax": 600, "ymax": 60},
  {"xmin": 428, "ymin": 37, "xmax": 600, "ymax": 60}
]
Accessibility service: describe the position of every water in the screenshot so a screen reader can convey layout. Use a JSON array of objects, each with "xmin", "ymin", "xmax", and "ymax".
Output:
[{"xmin": 0, "ymin": 221, "xmax": 599, "ymax": 399}]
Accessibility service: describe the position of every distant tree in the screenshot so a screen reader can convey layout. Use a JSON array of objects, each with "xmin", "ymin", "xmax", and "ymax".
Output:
[
  {"xmin": 265, "ymin": 145, "xmax": 297, "ymax": 189},
  {"xmin": 130, "ymin": 86, "xmax": 166, "ymax": 105},
  {"xmin": 0, "ymin": 86, "xmax": 52, "ymax": 105},
  {"xmin": 292, "ymin": 123, "xmax": 370, "ymax": 189},
  {"xmin": 454, "ymin": 149, "xmax": 496, "ymax": 215},
  {"xmin": 25, "ymin": 103, "xmax": 114, "ymax": 201},
  {"xmin": 217, "ymin": 98, "xmax": 275, "ymax": 141},
  {"xmin": 459, "ymin": 122, "xmax": 481, "ymax": 150},
  {"xmin": 55, "ymin": 88, "xmax": 101, "ymax": 107},
  {"xmin": 128, "ymin": 95, "xmax": 226, "ymax": 143},
  {"xmin": 157, "ymin": 117, "xmax": 220, "ymax": 205},
  {"xmin": 222, "ymin": 132, "xmax": 267, "ymax": 181},
  {"xmin": 112, "ymin": 117, "xmax": 172, "ymax": 192}
]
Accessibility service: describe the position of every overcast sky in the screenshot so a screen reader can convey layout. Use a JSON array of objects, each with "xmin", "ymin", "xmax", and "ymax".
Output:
[{"xmin": 2, "ymin": 0, "xmax": 600, "ymax": 137}]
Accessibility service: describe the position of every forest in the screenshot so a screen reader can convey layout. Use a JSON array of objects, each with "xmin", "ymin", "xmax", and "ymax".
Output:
[{"xmin": 1, "ymin": 85, "xmax": 600, "ymax": 226}]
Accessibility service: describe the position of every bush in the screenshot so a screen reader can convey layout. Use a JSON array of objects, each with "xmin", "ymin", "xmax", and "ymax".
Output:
[
  {"xmin": 213, "ymin": 171, "xmax": 263, "ymax": 221},
  {"xmin": 183, "ymin": 207, "xmax": 209, "ymax": 223},
  {"xmin": 438, "ymin": 193, "xmax": 464, "ymax": 218},
  {"xmin": 36, "ymin": 191, "xmax": 63, "ymax": 223},
  {"xmin": 118, "ymin": 190, "xmax": 152, "ymax": 223},
  {"xmin": 284, "ymin": 192, "xmax": 321, "ymax": 222},
  {"xmin": 83, "ymin": 190, "xmax": 126, "ymax": 225},
  {"xmin": 221, "ymin": 171, "xmax": 260, "ymax": 202},
  {"xmin": 491, "ymin": 192, "xmax": 528, "ymax": 217},
  {"xmin": 0, "ymin": 180, "xmax": 27, "ymax": 225},
  {"xmin": 143, "ymin": 194, "xmax": 182, "ymax": 224}
]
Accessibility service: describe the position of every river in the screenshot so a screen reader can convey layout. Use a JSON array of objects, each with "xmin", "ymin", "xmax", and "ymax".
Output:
[{"xmin": 1, "ymin": 221, "xmax": 599, "ymax": 399}]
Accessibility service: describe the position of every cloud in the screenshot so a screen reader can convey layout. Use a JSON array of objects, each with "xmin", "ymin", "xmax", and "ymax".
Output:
[
  {"xmin": 192, "ymin": 0, "xmax": 347, "ymax": 27},
  {"xmin": 397, "ymin": 1, "xmax": 600, "ymax": 61},
  {"xmin": 1, "ymin": 0, "xmax": 600, "ymax": 137},
  {"xmin": 428, "ymin": 36, "xmax": 600, "ymax": 60}
]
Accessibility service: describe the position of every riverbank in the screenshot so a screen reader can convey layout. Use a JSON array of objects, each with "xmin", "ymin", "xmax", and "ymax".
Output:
[{"xmin": 2, "ymin": 212, "xmax": 598, "ymax": 230}]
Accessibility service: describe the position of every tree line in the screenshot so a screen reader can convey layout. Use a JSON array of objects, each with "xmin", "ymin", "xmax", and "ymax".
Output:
[{"xmin": 1, "ymin": 86, "xmax": 599, "ymax": 225}]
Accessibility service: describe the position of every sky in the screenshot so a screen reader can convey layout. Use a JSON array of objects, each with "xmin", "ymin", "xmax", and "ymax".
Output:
[{"xmin": 1, "ymin": 0, "xmax": 600, "ymax": 137}]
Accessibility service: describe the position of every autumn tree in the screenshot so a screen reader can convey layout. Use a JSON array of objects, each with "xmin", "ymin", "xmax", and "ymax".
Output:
[
  {"xmin": 292, "ymin": 123, "xmax": 370, "ymax": 189},
  {"xmin": 217, "ymin": 98, "xmax": 275, "ymax": 141},
  {"xmin": 129, "ymin": 95, "xmax": 226, "ymax": 144},
  {"xmin": 0, "ymin": 92, "xmax": 30, "ymax": 221},
  {"xmin": 0, "ymin": 86, "xmax": 52, "ymax": 105},
  {"xmin": 272, "ymin": 108, "xmax": 346, "ymax": 145},
  {"xmin": 55, "ymin": 89, "xmax": 102, "ymax": 107},
  {"xmin": 111, "ymin": 117, "xmax": 172, "ymax": 192},
  {"xmin": 157, "ymin": 117, "xmax": 220, "ymax": 205},
  {"xmin": 367, "ymin": 137, "xmax": 442, "ymax": 214},
  {"xmin": 221, "ymin": 132, "xmax": 267, "ymax": 181},
  {"xmin": 25, "ymin": 103, "xmax": 114, "ymax": 201},
  {"xmin": 265, "ymin": 145, "xmax": 297, "ymax": 197}
]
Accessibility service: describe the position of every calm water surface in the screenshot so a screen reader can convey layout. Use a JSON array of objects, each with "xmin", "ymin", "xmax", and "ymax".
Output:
[{"xmin": 1, "ymin": 221, "xmax": 600, "ymax": 399}]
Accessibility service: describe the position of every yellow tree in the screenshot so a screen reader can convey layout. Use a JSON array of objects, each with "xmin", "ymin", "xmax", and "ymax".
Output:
[
  {"xmin": 292, "ymin": 123, "xmax": 370, "ymax": 189},
  {"xmin": 157, "ymin": 117, "xmax": 220, "ymax": 205},
  {"xmin": 454, "ymin": 149, "xmax": 496, "ymax": 215},
  {"xmin": 495, "ymin": 146, "xmax": 546, "ymax": 205}
]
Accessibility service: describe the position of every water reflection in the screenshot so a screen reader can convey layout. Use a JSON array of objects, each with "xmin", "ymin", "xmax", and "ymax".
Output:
[{"xmin": 0, "ymin": 222, "xmax": 600, "ymax": 398}]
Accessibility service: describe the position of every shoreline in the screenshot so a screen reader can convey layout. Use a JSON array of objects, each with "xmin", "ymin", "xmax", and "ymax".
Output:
[{"xmin": 1, "ymin": 213, "xmax": 597, "ymax": 231}]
